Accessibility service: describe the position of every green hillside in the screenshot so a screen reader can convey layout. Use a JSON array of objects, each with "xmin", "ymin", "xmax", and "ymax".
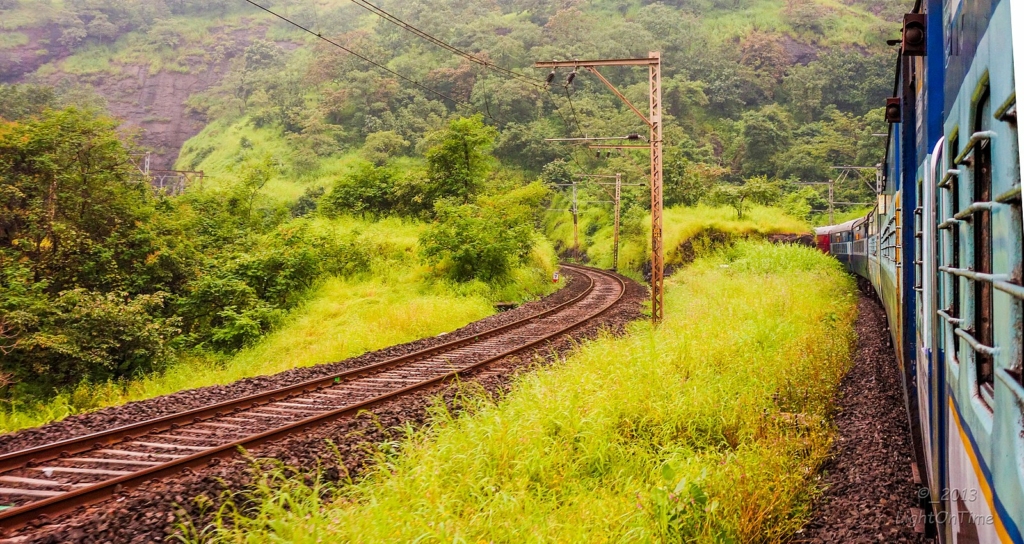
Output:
[
  {"xmin": 0, "ymin": 0, "xmax": 904, "ymax": 427},
  {"xmin": 2, "ymin": 0, "xmax": 898, "ymax": 199}
]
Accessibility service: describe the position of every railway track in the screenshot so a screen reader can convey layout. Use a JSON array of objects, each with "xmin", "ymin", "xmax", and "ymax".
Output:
[{"xmin": 0, "ymin": 264, "xmax": 625, "ymax": 532}]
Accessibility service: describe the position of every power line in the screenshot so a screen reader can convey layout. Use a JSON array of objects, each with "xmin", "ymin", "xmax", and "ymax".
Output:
[
  {"xmin": 563, "ymin": 85, "xmax": 585, "ymax": 139},
  {"xmin": 242, "ymin": 0, "xmax": 491, "ymax": 119},
  {"xmin": 548, "ymin": 95, "xmax": 587, "ymax": 172},
  {"xmin": 347, "ymin": 0, "xmax": 544, "ymax": 88}
]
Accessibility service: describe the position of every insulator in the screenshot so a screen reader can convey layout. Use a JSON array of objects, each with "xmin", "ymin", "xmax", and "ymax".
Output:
[
  {"xmin": 566, "ymin": 70, "xmax": 576, "ymax": 85},
  {"xmin": 546, "ymin": 70, "xmax": 556, "ymax": 84},
  {"xmin": 627, "ymin": 133, "xmax": 641, "ymax": 140}
]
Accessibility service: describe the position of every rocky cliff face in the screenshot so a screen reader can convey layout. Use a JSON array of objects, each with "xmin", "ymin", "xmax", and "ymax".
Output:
[
  {"xmin": 1, "ymin": 26, "xmax": 264, "ymax": 171},
  {"xmin": 0, "ymin": 23, "xmax": 67, "ymax": 81},
  {"xmin": 83, "ymin": 64, "xmax": 229, "ymax": 170}
]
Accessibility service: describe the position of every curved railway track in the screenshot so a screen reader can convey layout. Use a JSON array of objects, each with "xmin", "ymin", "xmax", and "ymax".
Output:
[{"xmin": 0, "ymin": 264, "xmax": 625, "ymax": 532}]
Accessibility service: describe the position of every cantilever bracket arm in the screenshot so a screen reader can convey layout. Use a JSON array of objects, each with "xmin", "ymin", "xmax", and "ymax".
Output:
[{"xmin": 584, "ymin": 66, "xmax": 653, "ymax": 128}]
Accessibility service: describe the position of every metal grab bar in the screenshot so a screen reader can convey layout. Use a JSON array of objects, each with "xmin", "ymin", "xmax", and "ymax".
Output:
[
  {"xmin": 954, "ymin": 327, "xmax": 999, "ymax": 356},
  {"xmin": 938, "ymin": 218, "xmax": 962, "ymax": 230},
  {"xmin": 953, "ymin": 131, "xmax": 997, "ymax": 165},
  {"xmin": 939, "ymin": 266, "xmax": 1024, "ymax": 300},
  {"xmin": 937, "ymin": 309, "xmax": 962, "ymax": 326},
  {"xmin": 995, "ymin": 184, "xmax": 1022, "ymax": 203},
  {"xmin": 939, "ymin": 169, "xmax": 959, "ymax": 189},
  {"xmin": 953, "ymin": 201, "xmax": 999, "ymax": 221}
]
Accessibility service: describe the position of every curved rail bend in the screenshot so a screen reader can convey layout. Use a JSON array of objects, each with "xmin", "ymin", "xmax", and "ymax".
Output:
[{"xmin": 0, "ymin": 264, "xmax": 625, "ymax": 532}]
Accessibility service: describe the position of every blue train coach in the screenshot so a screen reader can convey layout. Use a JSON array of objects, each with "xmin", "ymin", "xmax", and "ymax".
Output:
[{"xmin": 815, "ymin": 0, "xmax": 1024, "ymax": 541}]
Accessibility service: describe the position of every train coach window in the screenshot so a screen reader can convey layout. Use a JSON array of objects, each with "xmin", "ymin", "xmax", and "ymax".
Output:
[
  {"xmin": 974, "ymin": 92, "xmax": 995, "ymax": 389},
  {"xmin": 950, "ymin": 134, "xmax": 962, "ymax": 361}
]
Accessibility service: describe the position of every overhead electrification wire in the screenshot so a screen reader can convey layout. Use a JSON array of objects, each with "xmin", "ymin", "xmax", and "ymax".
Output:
[
  {"xmin": 545, "ymin": 94, "xmax": 587, "ymax": 172},
  {"xmin": 563, "ymin": 85, "xmax": 586, "ymax": 140},
  {"xmin": 347, "ymin": 0, "xmax": 545, "ymax": 88},
  {"xmin": 242, "ymin": 0, "xmax": 492, "ymax": 119}
]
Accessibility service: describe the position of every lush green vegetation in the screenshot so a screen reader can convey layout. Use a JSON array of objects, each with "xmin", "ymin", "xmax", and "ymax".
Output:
[
  {"xmin": 544, "ymin": 197, "xmax": 809, "ymax": 274},
  {"xmin": 182, "ymin": 242, "xmax": 856, "ymax": 542},
  {"xmin": 0, "ymin": 0, "xmax": 892, "ymax": 431},
  {"xmin": 0, "ymin": 101, "xmax": 558, "ymax": 432},
  {"xmin": 0, "ymin": 245, "xmax": 556, "ymax": 433}
]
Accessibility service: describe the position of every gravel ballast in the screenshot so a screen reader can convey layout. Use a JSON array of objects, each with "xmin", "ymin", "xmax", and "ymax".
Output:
[{"xmin": 793, "ymin": 288, "xmax": 929, "ymax": 543}]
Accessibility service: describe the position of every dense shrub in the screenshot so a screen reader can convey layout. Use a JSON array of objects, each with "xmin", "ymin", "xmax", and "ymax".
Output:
[
  {"xmin": 0, "ymin": 108, "xmax": 384, "ymax": 394},
  {"xmin": 322, "ymin": 162, "xmax": 399, "ymax": 219},
  {"xmin": 0, "ymin": 280, "xmax": 179, "ymax": 396},
  {"xmin": 420, "ymin": 182, "xmax": 548, "ymax": 282}
]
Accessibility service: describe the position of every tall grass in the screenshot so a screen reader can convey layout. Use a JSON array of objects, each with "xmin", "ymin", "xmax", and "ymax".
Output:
[{"xmin": 189, "ymin": 242, "xmax": 857, "ymax": 543}]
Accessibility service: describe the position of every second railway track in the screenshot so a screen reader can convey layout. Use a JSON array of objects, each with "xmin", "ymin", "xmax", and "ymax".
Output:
[{"xmin": 0, "ymin": 264, "xmax": 626, "ymax": 533}]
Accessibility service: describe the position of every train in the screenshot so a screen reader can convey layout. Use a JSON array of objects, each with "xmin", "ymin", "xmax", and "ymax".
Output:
[{"xmin": 814, "ymin": 0, "xmax": 1024, "ymax": 541}]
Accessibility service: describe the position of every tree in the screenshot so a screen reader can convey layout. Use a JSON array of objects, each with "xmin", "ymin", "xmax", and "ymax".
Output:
[
  {"xmin": 0, "ymin": 84, "xmax": 56, "ymax": 121},
  {"xmin": 664, "ymin": 148, "xmax": 728, "ymax": 207},
  {"xmin": 739, "ymin": 31, "xmax": 791, "ymax": 101},
  {"xmin": 420, "ymin": 182, "xmax": 547, "ymax": 282},
  {"xmin": 230, "ymin": 40, "xmax": 284, "ymax": 115},
  {"xmin": 57, "ymin": 14, "xmax": 87, "ymax": 48},
  {"xmin": 0, "ymin": 108, "xmax": 151, "ymax": 292},
  {"xmin": 424, "ymin": 115, "xmax": 498, "ymax": 204},
  {"xmin": 86, "ymin": 13, "xmax": 118, "ymax": 42},
  {"xmin": 541, "ymin": 159, "xmax": 574, "ymax": 187},
  {"xmin": 322, "ymin": 162, "xmax": 398, "ymax": 218},
  {"xmin": 780, "ymin": 49, "xmax": 891, "ymax": 121},
  {"xmin": 360, "ymin": 131, "xmax": 409, "ymax": 166},
  {"xmin": 741, "ymin": 105, "xmax": 793, "ymax": 177},
  {"xmin": 237, "ymin": 155, "xmax": 275, "ymax": 223},
  {"xmin": 710, "ymin": 176, "xmax": 781, "ymax": 219}
]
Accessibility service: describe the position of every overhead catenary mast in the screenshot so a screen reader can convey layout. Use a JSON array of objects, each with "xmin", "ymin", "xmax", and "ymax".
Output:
[{"xmin": 536, "ymin": 53, "xmax": 665, "ymax": 323}]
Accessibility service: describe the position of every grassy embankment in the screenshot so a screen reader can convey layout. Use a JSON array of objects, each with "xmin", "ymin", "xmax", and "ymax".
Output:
[
  {"xmin": 185, "ymin": 242, "xmax": 857, "ymax": 542},
  {"xmin": 544, "ymin": 197, "xmax": 810, "ymax": 277},
  {"xmin": 0, "ymin": 216, "xmax": 559, "ymax": 434},
  {"xmin": 174, "ymin": 117, "xmax": 371, "ymax": 204}
]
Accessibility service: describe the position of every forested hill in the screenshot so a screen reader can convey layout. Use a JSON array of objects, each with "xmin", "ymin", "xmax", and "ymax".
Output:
[{"xmin": 1, "ymin": 0, "xmax": 899, "ymax": 188}]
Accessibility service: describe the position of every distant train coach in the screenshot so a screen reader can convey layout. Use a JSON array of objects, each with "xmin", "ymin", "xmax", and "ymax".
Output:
[{"xmin": 817, "ymin": 1, "xmax": 1024, "ymax": 542}]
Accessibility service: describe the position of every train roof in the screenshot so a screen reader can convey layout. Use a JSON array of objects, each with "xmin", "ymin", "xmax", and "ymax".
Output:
[{"xmin": 814, "ymin": 217, "xmax": 863, "ymax": 236}]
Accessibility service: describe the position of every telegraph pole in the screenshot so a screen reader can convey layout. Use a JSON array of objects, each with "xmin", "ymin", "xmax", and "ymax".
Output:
[
  {"xmin": 571, "ymin": 181, "xmax": 579, "ymax": 259},
  {"xmin": 614, "ymin": 172, "xmax": 621, "ymax": 271},
  {"xmin": 648, "ymin": 52, "xmax": 664, "ymax": 323},
  {"xmin": 828, "ymin": 179, "xmax": 834, "ymax": 224},
  {"xmin": 536, "ymin": 52, "xmax": 664, "ymax": 322},
  {"xmin": 575, "ymin": 173, "xmax": 642, "ymax": 272}
]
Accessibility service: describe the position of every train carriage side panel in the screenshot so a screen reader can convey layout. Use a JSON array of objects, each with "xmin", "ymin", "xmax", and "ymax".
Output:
[{"xmin": 936, "ymin": 0, "xmax": 1024, "ymax": 540}]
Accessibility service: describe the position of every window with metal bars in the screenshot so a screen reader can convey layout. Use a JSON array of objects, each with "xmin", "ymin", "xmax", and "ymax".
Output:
[
  {"xmin": 973, "ymin": 91, "xmax": 995, "ymax": 390},
  {"xmin": 915, "ymin": 182, "xmax": 923, "ymax": 295},
  {"xmin": 949, "ymin": 134, "xmax": 961, "ymax": 362}
]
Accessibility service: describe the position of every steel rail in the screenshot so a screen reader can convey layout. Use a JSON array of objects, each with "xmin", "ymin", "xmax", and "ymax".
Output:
[
  {"xmin": 0, "ymin": 265, "xmax": 625, "ymax": 531},
  {"xmin": 0, "ymin": 267, "xmax": 598, "ymax": 474}
]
